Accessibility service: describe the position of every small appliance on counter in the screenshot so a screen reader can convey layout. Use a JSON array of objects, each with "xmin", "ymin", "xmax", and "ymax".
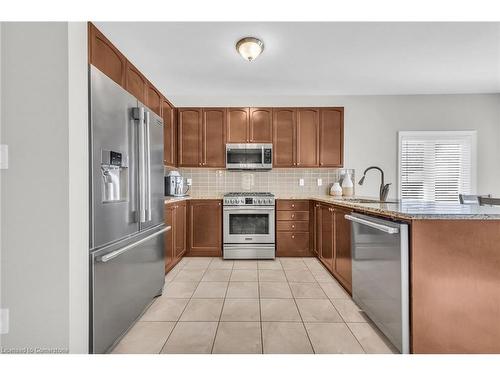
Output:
[{"xmin": 165, "ymin": 170, "xmax": 190, "ymax": 197}]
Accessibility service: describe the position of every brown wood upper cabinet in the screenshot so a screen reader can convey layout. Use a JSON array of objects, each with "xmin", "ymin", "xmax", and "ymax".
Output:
[
  {"xmin": 273, "ymin": 108, "xmax": 296, "ymax": 167},
  {"xmin": 125, "ymin": 61, "xmax": 146, "ymax": 103},
  {"xmin": 202, "ymin": 108, "xmax": 226, "ymax": 167},
  {"xmin": 163, "ymin": 99, "xmax": 176, "ymax": 167},
  {"xmin": 188, "ymin": 200, "xmax": 222, "ymax": 257},
  {"xmin": 178, "ymin": 108, "xmax": 202, "ymax": 167},
  {"xmin": 146, "ymin": 82, "xmax": 162, "ymax": 116},
  {"xmin": 178, "ymin": 108, "xmax": 226, "ymax": 167},
  {"xmin": 227, "ymin": 108, "xmax": 272, "ymax": 143},
  {"xmin": 296, "ymin": 108, "xmax": 319, "ymax": 167},
  {"xmin": 319, "ymin": 108, "xmax": 344, "ymax": 167},
  {"xmin": 249, "ymin": 108, "xmax": 273, "ymax": 143},
  {"xmin": 88, "ymin": 23, "xmax": 126, "ymax": 87}
]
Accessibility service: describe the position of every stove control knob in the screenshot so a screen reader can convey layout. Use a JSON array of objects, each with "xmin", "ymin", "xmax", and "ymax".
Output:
[{"xmin": 257, "ymin": 199, "xmax": 262, "ymax": 204}]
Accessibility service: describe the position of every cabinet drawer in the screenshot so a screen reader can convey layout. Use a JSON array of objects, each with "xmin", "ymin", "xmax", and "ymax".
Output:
[
  {"xmin": 276, "ymin": 211, "xmax": 309, "ymax": 221},
  {"xmin": 276, "ymin": 232, "xmax": 310, "ymax": 256},
  {"xmin": 276, "ymin": 221, "xmax": 309, "ymax": 232},
  {"xmin": 276, "ymin": 200, "xmax": 309, "ymax": 211}
]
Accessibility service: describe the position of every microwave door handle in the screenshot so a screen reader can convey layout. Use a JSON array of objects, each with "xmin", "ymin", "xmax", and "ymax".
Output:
[
  {"xmin": 138, "ymin": 107, "xmax": 146, "ymax": 223},
  {"xmin": 261, "ymin": 146, "xmax": 264, "ymax": 166},
  {"xmin": 145, "ymin": 110, "xmax": 152, "ymax": 221}
]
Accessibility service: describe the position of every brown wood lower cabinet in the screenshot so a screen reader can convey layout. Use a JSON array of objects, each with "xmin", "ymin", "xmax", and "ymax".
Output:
[
  {"xmin": 276, "ymin": 200, "xmax": 312, "ymax": 257},
  {"xmin": 164, "ymin": 200, "xmax": 187, "ymax": 273},
  {"xmin": 187, "ymin": 199, "xmax": 222, "ymax": 257}
]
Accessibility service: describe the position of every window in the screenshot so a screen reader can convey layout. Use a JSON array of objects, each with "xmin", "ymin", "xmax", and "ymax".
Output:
[{"xmin": 398, "ymin": 131, "xmax": 477, "ymax": 202}]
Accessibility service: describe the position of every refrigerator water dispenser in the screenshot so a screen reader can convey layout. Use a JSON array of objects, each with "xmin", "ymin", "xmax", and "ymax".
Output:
[{"xmin": 101, "ymin": 150, "xmax": 128, "ymax": 203}]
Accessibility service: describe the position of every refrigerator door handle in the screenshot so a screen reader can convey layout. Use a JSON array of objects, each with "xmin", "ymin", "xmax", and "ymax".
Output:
[
  {"xmin": 97, "ymin": 226, "xmax": 171, "ymax": 263},
  {"xmin": 145, "ymin": 110, "xmax": 152, "ymax": 221},
  {"xmin": 138, "ymin": 107, "xmax": 147, "ymax": 223}
]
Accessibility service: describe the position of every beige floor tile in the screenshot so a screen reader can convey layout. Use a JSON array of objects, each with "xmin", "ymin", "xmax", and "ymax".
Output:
[
  {"xmin": 260, "ymin": 299, "xmax": 301, "ymax": 322},
  {"xmin": 173, "ymin": 269, "xmax": 205, "ymax": 282},
  {"xmin": 192, "ymin": 282, "xmax": 228, "ymax": 299},
  {"xmin": 179, "ymin": 299, "xmax": 224, "ymax": 321},
  {"xmin": 140, "ymin": 298, "xmax": 189, "ymax": 322},
  {"xmin": 161, "ymin": 322, "xmax": 218, "ymax": 354},
  {"xmin": 208, "ymin": 258, "xmax": 234, "ymax": 270},
  {"xmin": 259, "ymin": 282, "xmax": 293, "ymax": 298},
  {"xmin": 201, "ymin": 269, "xmax": 232, "ymax": 282},
  {"xmin": 164, "ymin": 265, "xmax": 182, "ymax": 282},
  {"xmin": 112, "ymin": 322, "xmax": 175, "ymax": 354},
  {"xmin": 296, "ymin": 299, "xmax": 343, "ymax": 322},
  {"xmin": 230, "ymin": 269, "xmax": 258, "ymax": 282},
  {"xmin": 289, "ymin": 282, "xmax": 328, "ymax": 299},
  {"xmin": 258, "ymin": 269, "xmax": 287, "ymax": 282},
  {"xmin": 212, "ymin": 322, "xmax": 262, "ymax": 354},
  {"xmin": 221, "ymin": 299, "xmax": 260, "ymax": 321},
  {"xmin": 262, "ymin": 322, "xmax": 313, "ymax": 354},
  {"xmin": 233, "ymin": 260, "xmax": 258, "ymax": 270},
  {"xmin": 226, "ymin": 282, "xmax": 259, "ymax": 298},
  {"xmin": 280, "ymin": 258, "xmax": 309, "ymax": 270},
  {"xmin": 319, "ymin": 281, "xmax": 349, "ymax": 299},
  {"xmin": 284, "ymin": 269, "xmax": 316, "ymax": 282},
  {"xmin": 258, "ymin": 260, "xmax": 283, "ymax": 270},
  {"xmin": 162, "ymin": 282, "xmax": 198, "ymax": 298},
  {"xmin": 312, "ymin": 270, "xmax": 337, "ymax": 282},
  {"xmin": 331, "ymin": 299, "xmax": 367, "ymax": 323},
  {"xmin": 183, "ymin": 257, "xmax": 213, "ymax": 270},
  {"xmin": 347, "ymin": 322, "xmax": 398, "ymax": 354},
  {"xmin": 302, "ymin": 257, "xmax": 320, "ymax": 266},
  {"xmin": 305, "ymin": 323, "xmax": 364, "ymax": 354}
]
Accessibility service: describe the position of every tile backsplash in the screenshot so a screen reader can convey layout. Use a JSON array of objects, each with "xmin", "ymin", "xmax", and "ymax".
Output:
[{"xmin": 170, "ymin": 168, "xmax": 355, "ymax": 197}]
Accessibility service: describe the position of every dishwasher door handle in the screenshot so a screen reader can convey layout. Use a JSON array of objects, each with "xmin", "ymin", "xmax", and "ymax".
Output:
[{"xmin": 345, "ymin": 214, "xmax": 399, "ymax": 234}]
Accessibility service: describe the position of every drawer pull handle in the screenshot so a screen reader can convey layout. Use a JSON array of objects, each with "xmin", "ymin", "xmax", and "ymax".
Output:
[
  {"xmin": 291, "ymin": 235, "xmax": 295, "ymax": 239},
  {"xmin": 291, "ymin": 214, "xmax": 295, "ymax": 218},
  {"xmin": 291, "ymin": 225, "xmax": 295, "ymax": 228},
  {"xmin": 291, "ymin": 204, "xmax": 295, "ymax": 208}
]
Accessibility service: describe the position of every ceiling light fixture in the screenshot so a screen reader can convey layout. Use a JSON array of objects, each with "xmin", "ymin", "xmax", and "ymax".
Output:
[{"xmin": 236, "ymin": 37, "xmax": 264, "ymax": 62}]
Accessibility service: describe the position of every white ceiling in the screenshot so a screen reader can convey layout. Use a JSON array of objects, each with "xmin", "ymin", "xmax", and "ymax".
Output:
[{"xmin": 96, "ymin": 22, "xmax": 500, "ymax": 103}]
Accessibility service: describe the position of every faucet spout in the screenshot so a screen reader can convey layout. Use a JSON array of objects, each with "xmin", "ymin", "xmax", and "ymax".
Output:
[{"xmin": 359, "ymin": 166, "xmax": 391, "ymax": 202}]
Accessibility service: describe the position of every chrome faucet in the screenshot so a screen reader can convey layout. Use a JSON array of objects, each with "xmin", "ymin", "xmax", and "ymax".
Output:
[{"xmin": 358, "ymin": 166, "xmax": 391, "ymax": 202}]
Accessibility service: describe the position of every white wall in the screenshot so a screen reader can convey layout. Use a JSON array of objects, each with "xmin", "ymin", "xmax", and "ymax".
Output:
[
  {"xmin": 172, "ymin": 94, "xmax": 500, "ymax": 199},
  {"xmin": 0, "ymin": 22, "xmax": 88, "ymax": 353}
]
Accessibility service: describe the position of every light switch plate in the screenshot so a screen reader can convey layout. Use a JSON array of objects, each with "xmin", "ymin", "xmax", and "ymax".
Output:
[
  {"xmin": 0, "ymin": 308, "xmax": 9, "ymax": 334},
  {"xmin": 299, "ymin": 178, "xmax": 304, "ymax": 186},
  {"xmin": 0, "ymin": 145, "xmax": 8, "ymax": 169},
  {"xmin": 186, "ymin": 178, "xmax": 192, "ymax": 186},
  {"xmin": 317, "ymin": 178, "xmax": 322, "ymax": 186}
]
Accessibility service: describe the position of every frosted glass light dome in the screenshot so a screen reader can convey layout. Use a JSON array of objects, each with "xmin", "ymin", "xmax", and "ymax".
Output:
[{"xmin": 236, "ymin": 37, "xmax": 264, "ymax": 62}]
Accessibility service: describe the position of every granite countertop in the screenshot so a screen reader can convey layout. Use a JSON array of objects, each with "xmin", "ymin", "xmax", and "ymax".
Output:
[
  {"xmin": 278, "ymin": 195, "xmax": 500, "ymax": 220},
  {"xmin": 164, "ymin": 194, "xmax": 500, "ymax": 220}
]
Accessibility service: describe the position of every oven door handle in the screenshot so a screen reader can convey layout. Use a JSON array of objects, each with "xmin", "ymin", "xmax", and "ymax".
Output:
[{"xmin": 223, "ymin": 206, "xmax": 275, "ymax": 211}]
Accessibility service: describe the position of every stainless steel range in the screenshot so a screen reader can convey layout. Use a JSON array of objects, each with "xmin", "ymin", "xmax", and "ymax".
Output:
[{"xmin": 223, "ymin": 192, "xmax": 275, "ymax": 259}]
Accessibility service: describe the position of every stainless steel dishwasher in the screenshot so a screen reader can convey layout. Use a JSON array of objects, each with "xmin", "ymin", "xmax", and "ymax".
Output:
[{"xmin": 345, "ymin": 212, "xmax": 409, "ymax": 354}]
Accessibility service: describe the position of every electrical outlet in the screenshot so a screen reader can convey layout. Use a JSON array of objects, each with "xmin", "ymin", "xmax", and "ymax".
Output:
[
  {"xmin": 186, "ymin": 178, "xmax": 192, "ymax": 186},
  {"xmin": 317, "ymin": 178, "xmax": 322, "ymax": 186},
  {"xmin": 299, "ymin": 178, "xmax": 304, "ymax": 186}
]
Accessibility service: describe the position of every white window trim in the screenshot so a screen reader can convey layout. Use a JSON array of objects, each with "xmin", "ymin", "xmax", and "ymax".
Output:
[{"xmin": 397, "ymin": 130, "xmax": 477, "ymax": 200}]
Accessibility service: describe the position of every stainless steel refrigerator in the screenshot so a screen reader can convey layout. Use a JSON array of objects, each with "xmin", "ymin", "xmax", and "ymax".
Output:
[{"xmin": 89, "ymin": 66, "xmax": 168, "ymax": 354}]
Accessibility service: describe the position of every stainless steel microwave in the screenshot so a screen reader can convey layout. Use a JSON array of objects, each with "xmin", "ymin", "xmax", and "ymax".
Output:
[{"xmin": 226, "ymin": 143, "xmax": 272, "ymax": 170}]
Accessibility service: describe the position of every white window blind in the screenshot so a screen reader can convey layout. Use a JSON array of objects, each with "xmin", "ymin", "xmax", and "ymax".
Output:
[{"xmin": 398, "ymin": 131, "xmax": 476, "ymax": 202}]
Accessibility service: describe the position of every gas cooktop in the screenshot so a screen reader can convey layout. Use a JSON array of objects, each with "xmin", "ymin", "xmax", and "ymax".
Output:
[{"xmin": 223, "ymin": 192, "xmax": 275, "ymax": 206}]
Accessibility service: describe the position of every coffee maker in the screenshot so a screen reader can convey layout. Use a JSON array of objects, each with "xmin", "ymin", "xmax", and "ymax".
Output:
[{"xmin": 165, "ymin": 170, "xmax": 189, "ymax": 197}]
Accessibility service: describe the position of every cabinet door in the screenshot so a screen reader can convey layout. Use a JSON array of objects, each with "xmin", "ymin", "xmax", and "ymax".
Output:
[
  {"xmin": 334, "ymin": 207, "xmax": 352, "ymax": 292},
  {"xmin": 250, "ymin": 108, "xmax": 273, "ymax": 143},
  {"xmin": 162, "ymin": 99, "xmax": 176, "ymax": 167},
  {"xmin": 273, "ymin": 108, "xmax": 296, "ymax": 167},
  {"xmin": 296, "ymin": 108, "xmax": 319, "ymax": 167},
  {"xmin": 174, "ymin": 202, "xmax": 186, "ymax": 259},
  {"xmin": 203, "ymin": 108, "xmax": 226, "ymax": 167},
  {"xmin": 146, "ymin": 82, "xmax": 162, "ymax": 116},
  {"xmin": 125, "ymin": 61, "xmax": 146, "ymax": 103},
  {"xmin": 320, "ymin": 205, "xmax": 334, "ymax": 272},
  {"xmin": 313, "ymin": 203, "xmax": 321, "ymax": 256},
  {"xmin": 319, "ymin": 108, "xmax": 343, "ymax": 167},
  {"xmin": 88, "ymin": 23, "xmax": 126, "ymax": 87},
  {"xmin": 188, "ymin": 200, "xmax": 222, "ymax": 256},
  {"xmin": 227, "ymin": 108, "xmax": 249, "ymax": 143},
  {"xmin": 164, "ymin": 204, "xmax": 175, "ymax": 272},
  {"xmin": 178, "ymin": 108, "xmax": 202, "ymax": 167}
]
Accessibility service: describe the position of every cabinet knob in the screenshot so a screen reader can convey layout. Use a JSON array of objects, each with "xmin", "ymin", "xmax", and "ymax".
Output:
[
  {"xmin": 291, "ymin": 214, "xmax": 295, "ymax": 218},
  {"xmin": 297, "ymin": 162, "xmax": 300, "ymax": 166},
  {"xmin": 291, "ymin": 235, "xmax": 295, "ymax": 239},
  {"xmin": 320, "ymin": 162, "xmax": 323, "ymax": 166},
  {"xmin": 291, "ymin": 204, "xmax": 295, "ymax": 208},
  {"xmin": 291, "ymin": 225, "xmax": 295, "ymax": 229}
]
